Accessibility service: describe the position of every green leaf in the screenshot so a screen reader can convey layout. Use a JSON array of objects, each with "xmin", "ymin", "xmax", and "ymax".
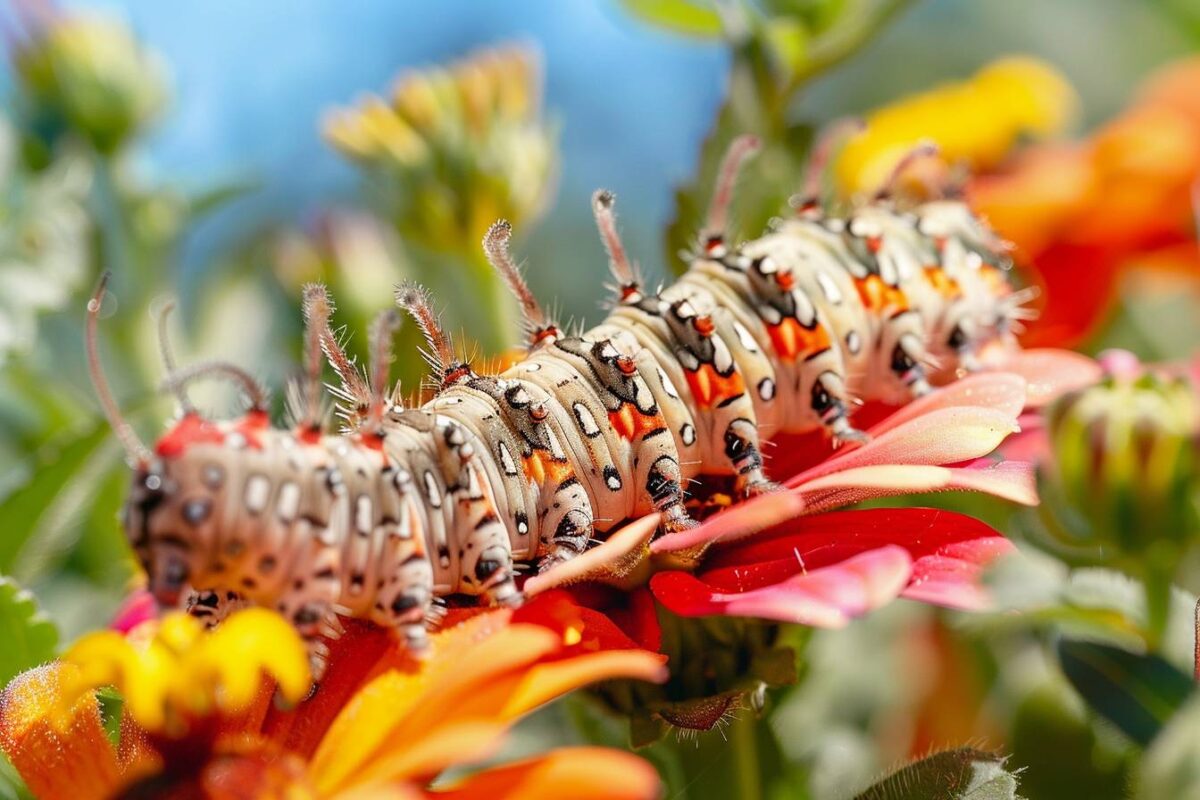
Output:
[
  {"xmin": 0, "ymin": 752, "xmax": 33, "ymax": 800},
  {"xmin": 0, "ymin": 422, "xmax": 113, "ymax": 575},
  {"xmin": 1009, "ymin": 682, "xmax": 1135, "ymax": 800},
  {"xmin": 1137, "ymin": 693, "xmax": 1200, "ymax": 799},
  {"xmin": 1056, "ymin": 638, "xmax": 1193, "ymax": 746},
  {"xmin": 618, "ymin": 0, "xmax": 725, "ymax": 38},
  {"xmin": 0, "ymin": 577, "xmax": 59, "ymax": 689},
  {"xmin": 853, "ymin": 748, "xmax": 1024, "ymax": 800}
]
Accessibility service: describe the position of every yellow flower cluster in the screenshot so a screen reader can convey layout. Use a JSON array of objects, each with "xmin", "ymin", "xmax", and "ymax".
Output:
[
  {"xmin": 323, "ymin": 45, "xmax": 555, "ymax": 254},
  {"xmin": 57, "ymin": 609, "xmax": 311, "ymax": 735},
  {"xmin": 836, "ymin": 56, "xmax": 1078, "ymax": 195}
]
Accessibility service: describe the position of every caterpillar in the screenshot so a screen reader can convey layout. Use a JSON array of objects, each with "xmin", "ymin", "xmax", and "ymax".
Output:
[{"xmin": 88, "ymin": 132, "xmax": 1031, "ymax": 679}]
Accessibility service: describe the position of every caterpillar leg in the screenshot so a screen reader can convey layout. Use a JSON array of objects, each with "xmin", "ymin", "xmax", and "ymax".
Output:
[
  {"xmin": 276, "ymin": 545, "xmax": 343, "ymax": 684},
  {"xmin": 374, "ymin": 549, "xmax": 435, "ymax": 656},
  {"xmin": 539, "ymin": 506, "xmax": 594, "ymax": 573},
  {"xmin": 644, "ymin": 453, "xmax": 697, "ymax": 533},
  {"xmin": 457, "ymin": 489, "xmax": 522, "ymax": 607},
  {"xmin": 185, "ymin": 588, "xmax": 247, "ymax": 630},
  {"xmin": 724, "ymin": 417, "xmax": 777, "ymax": 497}
]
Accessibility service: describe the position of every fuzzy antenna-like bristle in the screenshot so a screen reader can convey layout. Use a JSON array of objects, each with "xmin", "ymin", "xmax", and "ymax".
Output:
[
  {"xmin": 366, "ymin": 308, "xmax": 402, "ymax": 433},
  {"xmin": 874, "ymin": 139, "xmax": 941, "ymax": 201},
  {"xmin": 303, "ymin": 283, "xmax": 370, "ymax": 421},
  {"xmin": 155, "ymin": 300, "xmax": 196, "ymax": 414},
  {"xmin": 592, "ymin": 189, "xmax": 643, "ymax": 302},
  {"xmin": 162, "ymin": 361, "xmax": 269, "ymax": 412},
  {"xmin": 86, "ymin": 273, "xmax": 151, "ymax": 466},
  {"xmin": 703, "ymin": 134, "xmax": 760, "ymax": 242},
  {"xmin": 483, "ymin": 219, "xmax": 558, "ymax": 345},
  {"xmin": 794, "ymin": 117, "xmax": 865, "ymax": 215},
  {"xmin": 395, "ymin": 281, "xmax": 470, "ymax": 388}
]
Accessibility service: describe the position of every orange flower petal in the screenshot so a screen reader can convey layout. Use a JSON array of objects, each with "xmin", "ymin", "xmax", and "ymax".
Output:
[
  {"xmin": 0, "ymin": 664, "xmax": 124, "ymax": 800},
  {"xmin": 429, "ymin": 747, "xmax": 660, "ymax": 800},
  {"xmin": 310, "ymin": 614, "xmax": 555, "ymax": 794},
  {"xmin": 350, "ymin": 722, "xmax": 507, "ymax": 788},
  {"xmin": 500, "ymin": 650, "xmax": 667, "ymax": 719}
]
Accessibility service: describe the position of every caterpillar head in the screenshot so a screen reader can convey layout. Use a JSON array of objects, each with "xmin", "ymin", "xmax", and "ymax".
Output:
[
  {"xmin": 123, "ymin": 413, "xmax": 273, "ymax": 609},
  {"xmin": 916, "ymin": 200, "xmax": 1023, "ymax": 371}
]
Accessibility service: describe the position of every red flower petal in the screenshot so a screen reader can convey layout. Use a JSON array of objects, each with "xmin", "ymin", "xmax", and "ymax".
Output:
[
  {"xmin": 696, "ymin": 508, "xmax": 1013, "ymax": 613},
  {"xmin": 650, "ymin": 546, "xmax": 912, "ymax": 627}
]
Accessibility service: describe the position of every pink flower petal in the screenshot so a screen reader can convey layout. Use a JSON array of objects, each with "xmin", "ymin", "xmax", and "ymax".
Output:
[
  {"xmin": 793, "ymin": 461, "xmax": 1037, "ymax": 513},
  {"xmin": 650, "ymin": 491, "xmax": 805, "ymax": 554},
  {"xmin": 991, "ymin": 348, "xmax": 1100, "ymax": 408},
  {"xmin": 787, "ymin": 406, "xmax": 1020, "ymax": 488},
  {"xmin": 901, "ymin": 536, "xmax": 1014, "ymax": 610},
  {"xmin": 525, "ymin": 513, "xmax": 660, "ymax": 595},
  {"xmin": 650, "ymin": 546, "xmax": 912, "ymax": 627},
  {"xmin": 110, "ymin": 589, "xmax": 157, "ymax": 633},
  {"xmin": 868, "ymin": 372, "xmax": 1028, "ymax": 437}
]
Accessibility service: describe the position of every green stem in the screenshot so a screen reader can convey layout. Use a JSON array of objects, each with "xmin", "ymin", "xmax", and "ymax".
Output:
[
  {"xmin": 1143, "ymin": 565, "xmax": 1173, "ymax": 653},
  {"xmin": 731, "ymin": 711, "xmax": 761, "ymax": 800},
  {"xmin": 469, "ymin": 252, "xmax": 517, "ymax": 355}
]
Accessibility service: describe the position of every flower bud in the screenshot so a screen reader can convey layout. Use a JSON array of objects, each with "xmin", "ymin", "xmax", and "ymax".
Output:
[
  {"xmin": 13, "ymin": 12, "xmax": 167, "ymax": 156},
  {"xmin": 1040, "ymin": 357, "xmax": 1199, "ymax": 560}
]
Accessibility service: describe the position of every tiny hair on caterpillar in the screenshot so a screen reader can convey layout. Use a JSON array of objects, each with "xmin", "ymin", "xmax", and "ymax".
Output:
[{"xmin": 88, "ymin": 129, "xmax": 1032, "ymax": 681}]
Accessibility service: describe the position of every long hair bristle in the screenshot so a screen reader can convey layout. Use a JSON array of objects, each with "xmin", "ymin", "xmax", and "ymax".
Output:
[
  {"xmin": 395, "ymin": 281, "xmax": 457, "ymax": 378},
  {"xmin": 303, "ymin": 283, "xmax": 370, "ymax": 419},
  {"xmin": 874, "ymin": 140, "xmax": 941, "ymax": 201},
  {"xmin": 86, "ymin": 273, "xmax": 151, "ymax": 466},
  {"xmin": 795, "ymin": 117, "xmax": 865, "ymax": 213},
  {"xmin": 704, "ymin": 134, "xmax": 760, "ymax": 237},
  {"xmin": 366, "ymin": 308, "xmax": 402, "ymax": 432},
  {"xmin": 482, "ymin": 219, "xmax": 556, "ymax": 342},
  {"xmin": 155, "ymin": 299, "xmax": 195, "ymax": 414},
  {"xmin": 162, "ymin": 361, "xmax": 269, "ymax": 413},
  {"xmin": 591, "ymin": 190, "xmax": 642, "ymax": 294}
]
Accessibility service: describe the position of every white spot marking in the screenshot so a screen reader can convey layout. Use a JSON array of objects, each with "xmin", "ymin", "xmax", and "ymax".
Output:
[
  {"xmin": 498, "ymin": 442, "xmax": 518, "ymax": 475},
  {"xmin": 816, "ymin": 271, "xmax": 842, "ymax": 304},
  {"xmin": 423, "ymin": 471, "xmax": 442, "ymax": 508},
  {"xmin": 846, "ymin": 330, "xmax": 862, "ymax": 355},
  {"xmin": 681, "ymin": 423, "xmax": 696, "ymax": 446},
  {"xmin": 277, "ymin": 482, "xmax": 300, "ymax": 522},
  {"xmin": 573, "ymin": 402, "xmax": 599, "ymax": 436},
  {"xmin": 356, "ymin": 494, "xmax": 373, "ymax": 534},
  {"xmin": 244, "ymin": 475, "xmax": 270, "ymax": 514},
  {"xmin": 734, "ymin": 322, "xmax": 759, "ymax": 353}
]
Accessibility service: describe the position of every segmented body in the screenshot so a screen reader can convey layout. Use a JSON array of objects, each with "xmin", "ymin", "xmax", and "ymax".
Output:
[{"xmin": 120, "ymin": 185, "xmax": 1021, "ymax": 678}]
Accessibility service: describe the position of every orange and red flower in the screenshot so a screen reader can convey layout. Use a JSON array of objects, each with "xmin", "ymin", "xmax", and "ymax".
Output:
[
  {"xmin": 969, "ymin": 57, "xmax": 1200, "ymax": 348},
  {"xmin": 1, "ymin": 607, "xmax": 664, "ymax": 799}
]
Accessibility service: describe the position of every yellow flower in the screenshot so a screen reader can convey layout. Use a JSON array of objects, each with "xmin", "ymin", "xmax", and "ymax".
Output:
[
  {"xmin": 1, "ymin": 605, "xmax": 665, "ymax": 799},
  {"xmin": 322, "ymin": 44, "xmax": 556, "ymax": 255},
  {"xmin": 836, "ymin": 56, "xmax": 1078, "ymax": 195},
  {"xmin": 58, "ymin": 609, "xmax": 311, "ymax": 736}
]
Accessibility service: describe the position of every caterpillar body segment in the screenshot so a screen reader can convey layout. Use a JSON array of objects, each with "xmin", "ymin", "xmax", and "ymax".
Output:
[{"xmin": 99, "ymin": 137, "xmax": 1024, "ymax": 683}]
